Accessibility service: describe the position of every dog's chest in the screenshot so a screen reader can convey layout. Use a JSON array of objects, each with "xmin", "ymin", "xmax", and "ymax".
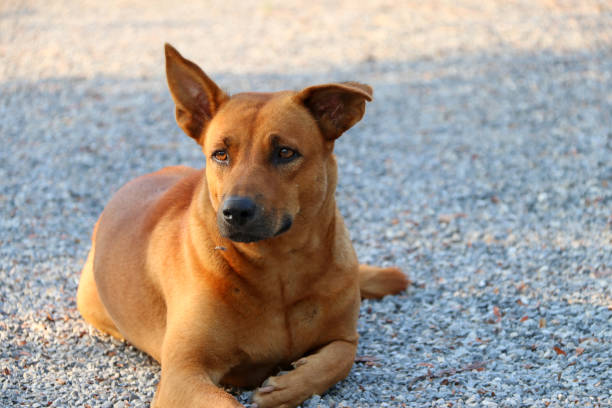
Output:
[
  {"xmin": 221, "ymin": 294, "xmax": 333, "ymax": 387},
  {"xmin": 263, "ymin": 293, "xmax": 327, "ymax": 358},
  {"xmin": 216, "ymin": 252, "xmax": 359, "ymax": 387}
]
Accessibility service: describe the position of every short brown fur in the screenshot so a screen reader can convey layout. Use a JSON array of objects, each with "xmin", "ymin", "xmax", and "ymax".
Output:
[{"xmin": 77, "ymin": 44, "xmax": 409, "ymax": 408}]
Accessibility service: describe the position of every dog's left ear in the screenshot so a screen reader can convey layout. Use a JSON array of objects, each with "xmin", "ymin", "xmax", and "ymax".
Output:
[
  {"xmin": 165, "ymin": 43, "xmax": 229, "ymax": 143},
  {"xmin": 296, "ymin": 82, "xmax": 373, "ymax": 140}
]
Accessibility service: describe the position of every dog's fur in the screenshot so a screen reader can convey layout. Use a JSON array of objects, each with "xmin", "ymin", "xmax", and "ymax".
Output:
[{"xmin": 77, "ymin": 44, "xmax": 409, "ymax": 408}]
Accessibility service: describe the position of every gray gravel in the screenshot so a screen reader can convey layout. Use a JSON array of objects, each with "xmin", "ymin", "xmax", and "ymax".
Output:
[{"xmin": 1, "ymin": 1, "xmax": 611, "ymax": 407}]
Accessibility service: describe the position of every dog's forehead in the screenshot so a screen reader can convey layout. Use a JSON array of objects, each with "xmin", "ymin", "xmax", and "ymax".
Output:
[{"xmin": 208, "ymin": 91, "xmax": 317, "ymax": 142}]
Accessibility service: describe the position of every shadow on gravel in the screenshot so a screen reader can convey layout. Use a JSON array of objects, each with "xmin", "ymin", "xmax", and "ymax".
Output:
[{"xmin": 358, "ymin": 291, "xmax": 611, "ymax": 399}]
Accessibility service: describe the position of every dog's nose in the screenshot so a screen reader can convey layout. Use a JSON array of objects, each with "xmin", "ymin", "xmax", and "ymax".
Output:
[{"xmin": 221, "ymin": 197, "xmax": 257, "ymax": 226}]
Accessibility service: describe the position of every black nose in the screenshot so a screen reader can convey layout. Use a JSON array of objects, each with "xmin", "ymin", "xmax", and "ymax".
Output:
[{"xmin": 221, "ymin": 197, "xmax": 257, "ymax": 226}]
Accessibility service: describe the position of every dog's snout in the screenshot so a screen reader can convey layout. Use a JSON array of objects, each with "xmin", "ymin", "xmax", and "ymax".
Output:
[
  {"xmin": 218, "ymin": 196, "xmax": 284, "ymax": 242},
  {"xmin": 222, "ymin": 197, "xmax": 257, "ymax": 226}
]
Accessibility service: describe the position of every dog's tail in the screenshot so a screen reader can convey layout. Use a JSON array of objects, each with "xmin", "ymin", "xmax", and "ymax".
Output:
[{"xmin": 359, "ymin": 264, "xmax": 410, "ymax": 299}]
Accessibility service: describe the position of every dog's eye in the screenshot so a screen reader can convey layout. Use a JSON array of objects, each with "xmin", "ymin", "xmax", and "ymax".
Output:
[
  {"xmin": 212, "ymin": 150, "xmax": 229, "ymax": 163},
  {"xmin": 278, "ymin": 147, "xmax": 296, "ymax": 161}
]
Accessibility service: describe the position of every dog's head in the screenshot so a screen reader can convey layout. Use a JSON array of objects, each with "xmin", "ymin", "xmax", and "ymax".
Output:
[{"xmin": 165, "ymin": 44, "xmax": 372, "ymax": 243}]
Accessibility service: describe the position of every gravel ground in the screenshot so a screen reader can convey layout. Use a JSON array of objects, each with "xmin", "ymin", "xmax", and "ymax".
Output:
[{"xmin": 1, "ymin": 1, "xmax": 611, "ymax": 407}]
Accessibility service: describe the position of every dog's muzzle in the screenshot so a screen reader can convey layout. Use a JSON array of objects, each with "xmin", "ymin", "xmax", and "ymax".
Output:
[{"xmin": 217, "ymin": 196, "xmax": 292, "ymax": 243}]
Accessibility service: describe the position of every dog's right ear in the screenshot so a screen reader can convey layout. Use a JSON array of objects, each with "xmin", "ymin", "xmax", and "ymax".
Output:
[{"xmin": 165, "ymin": 43, "xmax": 229, "ymax": 143}]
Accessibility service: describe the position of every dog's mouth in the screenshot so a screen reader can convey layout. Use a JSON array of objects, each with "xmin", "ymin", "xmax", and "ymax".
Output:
[
  {"xmin": 223, "ymin": 231, "xmax": 267, "ymax": 243},
  {"xmin": 218, "ymin": 211, "xmax": 293, "ymax": 243},
  {"xmin": 274, "ymin": 216, "xmax": 293, "ymax": 237}
]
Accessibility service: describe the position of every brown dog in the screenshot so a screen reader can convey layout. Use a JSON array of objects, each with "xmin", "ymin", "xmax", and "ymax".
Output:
[{"xmin": 76, "ymin": 44, "xmax": 408, "ymax": 408}]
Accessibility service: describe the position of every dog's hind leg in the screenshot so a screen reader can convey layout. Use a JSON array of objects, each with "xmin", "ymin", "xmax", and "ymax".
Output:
[
  {"xmin": 77, "ymin": 244, "xmax": 124, "ymax": 341},
  {"xmin": 358, "ymin": 264, "xmax": 409, "ymax": 299}
]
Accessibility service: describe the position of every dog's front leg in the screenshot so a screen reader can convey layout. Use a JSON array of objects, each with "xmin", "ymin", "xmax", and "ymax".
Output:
[
  {"xmin": 152, "ymin": 323, "xmax": 243, "ymax": 408},
  {"xmin": 153, "ymin": 369, "xmax": 242, "ymax": 408},
  {"xmin": 252, "ymin": 340, "xmax": 357, "ymax": 408}
]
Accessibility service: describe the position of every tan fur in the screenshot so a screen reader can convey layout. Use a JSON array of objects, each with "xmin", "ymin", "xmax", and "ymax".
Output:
[{"xmin": 77, "ymin": 44, "xmax": 408, "ymax": 408}]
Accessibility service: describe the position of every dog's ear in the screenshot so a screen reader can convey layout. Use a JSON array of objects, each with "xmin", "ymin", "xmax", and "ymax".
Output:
[
  {"xmin": 165, "ymin": 43, "xmax": 229, "ymax": 143},
  {"xmin": 296, "ymin": 82, "xmax": 373, "ymax": 140}
]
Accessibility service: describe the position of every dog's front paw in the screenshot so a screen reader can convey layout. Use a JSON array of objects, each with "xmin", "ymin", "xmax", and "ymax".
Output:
[
  {"xmin": 153, "ymin": 379, "xmax": 245, "ymax": 408},
  {"xmin": 251, "ymin": 372, "xmax": 312, "ymax": 408}
]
